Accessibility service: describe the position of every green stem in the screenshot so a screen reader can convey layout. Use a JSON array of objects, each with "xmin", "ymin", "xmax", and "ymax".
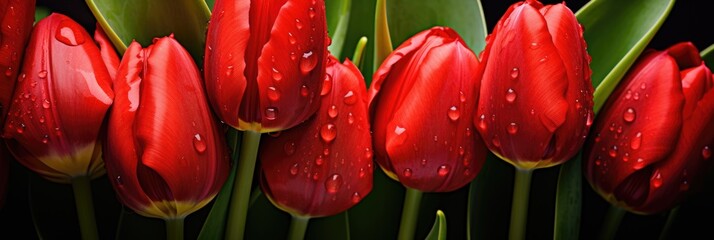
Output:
[
  {"xmin": 71, "ymin": 176, "xmax": 99, "ymax": 240},
  {"xmin": 508, "ymin": 169, "xmax": 533, "ymax": 240},
  {"xmin": 598, "ymin": 205, "xmax": 626, "ymax": 240},
  {"xmin": 398, "ymin": 188, "xmax": 423, "ymax": 240},
  {"xmin": 658, "ymin": 206, "xmax": 680, "ymax": 240},
  {"xmin": 287, "ymin": 215, "xmax": 310, "ymax": 240},
  {"xmin": 225, "ymin": 130, "xmax": 262, "ymax": 240},
  {"xmin": 166, "ymin": 218, "xmax": 185, "ymax": 240},
  {"xmin": 352, "ymin": 36, "xmax": 368, "ymax": 69}
]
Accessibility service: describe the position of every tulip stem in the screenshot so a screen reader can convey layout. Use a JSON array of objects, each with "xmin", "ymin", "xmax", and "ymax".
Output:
[
  {"xmin": 598, "ymin": 205, "xmax": 625, "ymax": 240},
  {"xmin": 71, "ymin": 176, "xmax": 99, "ymax": 240},
  {"xmin": 508, "ymin": 168, "xmax": 533, "ymax": 240},
  {"xmin": 658, "ymin": 206, "xmax": 680, "ymax": 240},
  {"xmin": 225, "ymin": 130, "xmax": 262, "ymax": 240},
  {"xmin": 287, "ymin": 215, "xmax": 311, "ymax": 240},
  {"xmin": 166, "ymin": 218, "xmax": 185, "ymax": 240},
  {"xmin": 398, "ymin": 188, "xmax": 423, "ymax": 240},
  {"xmin": 352, "ymin": 36, "xmax": 368, "ymax": 69}
]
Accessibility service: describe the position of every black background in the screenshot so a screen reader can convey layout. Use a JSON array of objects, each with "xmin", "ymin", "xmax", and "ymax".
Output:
[{"xmin": 1, "ymin": 0, "xmax": 713, "ymax": 239}]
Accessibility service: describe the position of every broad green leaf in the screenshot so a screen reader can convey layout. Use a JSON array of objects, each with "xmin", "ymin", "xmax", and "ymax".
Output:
[
  {"xmin": 326, "ymin": 0, "xmax": 352, "ymax": 59},
  {"xmin": 85, "ymin": 0, "xmax": 211, "ymax": 64},
  {"xmin": 425, "ymin": 210, "xmax": 447, "ymax": 240},
  {"xmin": 553, "ymin": 154, "xmax": 582, "ymax": 240},
  {"xmin": 701, "ymin": 43, "xmax": 714, "ymax": 70},
  {"xmin": 205, "ymin": 0, "xmax": 215, "ymax": 10},
  {"xmin": 197, "ymin": 130, "xmax": 241, "ymax": 240},
  {"xmin": 387, "ymin": 0, "xmax": 487, "ymax": 54},
  {"xmin": 34, "ymin": 6, "xmax": 51, "ymax": 24},
  {"xmin": 576, "ymin": 0, "xmax": 675, "ymax": 113}
]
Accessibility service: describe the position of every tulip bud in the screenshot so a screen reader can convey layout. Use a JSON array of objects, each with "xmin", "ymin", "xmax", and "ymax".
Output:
[
  {"xmin": 105, "ymin": 36, "xmax": 230, "ymax": 219},
  {"xmin": 2, "ymin": 13, "xmax": 114, "ymax": 183},
  {"xmin": 584, "ymin": 42, "xmax": 714, "ymax": 214},
  {"xmin": 1, "ymin": 0, "xmax": 35, "ymax": 127},
  {"xmin": 260, "ymin": 55, "xmax": 372, "ymax": 217},
  {"xmin": 476, "ymin": 0, "xmax": 593, "ymax": 169},
  {"xmin": 369, "ymin": 27, "xmax": 487, "ymax": 192},
  {"xmin": 204, "ymin": 0, "xmax": 328, "ymax": 133}
]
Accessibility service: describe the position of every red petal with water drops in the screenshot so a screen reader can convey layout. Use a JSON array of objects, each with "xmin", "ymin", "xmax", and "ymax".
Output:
[
  {"xmin": 260, "ymin": 55, "xmax": 372, "ymax": 217},
  {"xmin": 106, "ymin": 37, "xmax": 229, "ymax": 219},
  {"xmin": 584, "ymin": 50, "xmax": 685, "ymax": 211},
  {"xmin": 2, "ymin": 13, "xmax": 113, "ymax": 183},
  {"xmin": 370, "ymin": 27, "xmax": 487, "ymax": 192},
  {"xmin": 0, "ymin": 0, "xmax": 35, "ymax": 128}
]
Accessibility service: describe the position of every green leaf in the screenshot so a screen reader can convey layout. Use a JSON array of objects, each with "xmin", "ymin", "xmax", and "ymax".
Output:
[
  {"xmin": 575, "ymin": 0, "xmax": 675, "ymax": 113},
  {"xmin": 701, "ymin": 43, "xmax": 714, "ymax": 70},
  {"xmin": 425, "ymin": 210, "xmax": 447, "ymax": 240},
  {"xmin": 326, "ymin": 0, "xmax": 352, "ymax": 59},
  {"xmin": 553, "ymin": 154, "xmax": 582, "ymax": 240},
  {"xmin": 85, "ymin": 0, "xmax": 211, "ymax": 64},
  {"xmin": 387, "ymin": 0, "xmax": 488, "ymax": 54},
  {"xmin": 34, "ymin": 6, "xmax": 51, "ymax": 24},
  {"xmin": 205, "ymin": 0, "xmax": 215, "ymax": 10},
  {"xmin": 197, "ymin": 130, "xmax": 241, "ymax": 240}
]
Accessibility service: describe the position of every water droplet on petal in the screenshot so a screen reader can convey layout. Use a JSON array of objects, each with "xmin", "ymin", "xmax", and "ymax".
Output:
[
  {"xmin": 347, "ymin": 112, "xmax": 355, "ymax": 124},
  {"xmin": 193, "ymin": 134, "xmax": 207, "ymax": 153},
  {"xmin": 284, "ymin": 142, "xmax": 296, "ymax": 156},
  {"xmin": 630, "ymin": 132, "xmax": 642, "ymax": 150},
  {"xmin": 300, "ymin": 85, "xmax": 310, "ymax": 97},
  {"xmin": 623, "ymin": 108, "xmax": 636, "ymax": 123},
  {"xmin": 300, "ymin": 51, "xmax": 317, "ymax": 74},
  {"xmin": 510, "ymin": 67, "xmax": 519, "ymax": 79},
  {"xmin": 459, "ymin": 91, "xmax": 466, "ymax": 102},
  {"xmin": 265, "ymin": 107, "xmax": 278, "ymax": 120},
  {"xmin": 447, "ymin": 106, "xmax": 460, "ymax": 121},
  {"xmin": 364, "ymin": 147, "xmax": 373, "ymax": 159},
  {"xmin": 4, "ymin": 68, "xmax": 12, "ymax": 77},
  {"xmin": 505, "ymin": 88, "xmax": 517, "ymax": 103},
  {"xmin": 507, "ymin": 122, "xmax": 518, "ymax": 134},
  {"xmin": 625, "ymin": 90, "xmax": 632, "ymax": 100},
  {"xmin": 290, "ymin": 163, "xmax": 299, "ymax": 175},
  {"xmin": 359, "ymin": 168, "xmax": 366, "ymax": 178},
  {"xmin": 393, "ymin": 125, "xmax": 407, "ymax": 145},
  {"xmin": 295, "ymin": 18, "xmax": 304, "ymax": 30},
  {"xmin": 640, "ymin": 82, "xmax": 646, "ymax": 90},
  {"xmin": 492, "ymin": 137, "xmax": 501, "ymax": 147},
  {"xmin": 321, "ymin": 74, "xmax": 333, "ymax": 96},
  {"xmin": 267, "ymin": 86, "xmax": 280, "ymax": 101},
  {"xmin": 55, "ymin": 21, "xmax": 86, "ymax": 46},
  {"xmin": 529, "ymin": 42, "xmax": 540, "ymax": 49},
  {"xmin": 309, "ymin": 7, "xmax": 316, "ymax": 18},
  {"xmin": 703, "ymin": 146, "xmax": 711, "ymax": 159},
  {"xmin": 328, "ymin": 105, "xmax": 338, "ymax": 118},
  {"xmin": 478, "ymin": 114, "xmax": 487, "ymax": 130},
  {"xmin": 437, "ymin": 165, "xmax": 450, "ymax": 177},
  {"xmin": 42, "ymin": 99, "xmax": 50, "ymax": 109},
  {"xmin": 608, "ymin": 145, "xmax": 618, "ymax": 158},
  {"xmin": 651, "ymin": 170, "xmax": 663, "ymax": 188},
  {"xmin": 226, "ymin": 65, "xmax": 234, "ymax": 77},
  {"xmin": 633, "ymin": 158, "xmax": 645, "ymax": 170},
  {"xmin": 288, "ymin": 32, "xmax": 297, "ymax": 44},
  {"xmin": 586, "ymin": 111, "xmax": 593, "ymax": 127},
  {"xmin": 271, "ymin": 68, "xmax": 283, "ymax": 81},
  {"xmin": 325, "ymin": 174, "xmax": 343, "ymax": 194},
  {"xmin": 38, "ymin": 70, "xmax": 47, "ymax": 79},
  {"xmin": 320, "ymin": 123, "xmax": 337, "ymax": 143},
  {"xmin": 351, "ymin": 192, "xmax": 361, "ymax": 203},
  {"xmin": 343, "ymin": 91, "xmax": 356, "ymax": 105},
  {"xmin": 116, "ymin": 175, "xmax": 124, "ymax": 186},
  {"xmin": 402, "ymin": 168, "xmax": 413, "ymax": 178},
  {"xmin": 290, "ymin": 52, "xmax": 297, "ymax": 61},
  {"xmin": 315, "ymin": 155, "xmax": 324, "ymax": 166}
]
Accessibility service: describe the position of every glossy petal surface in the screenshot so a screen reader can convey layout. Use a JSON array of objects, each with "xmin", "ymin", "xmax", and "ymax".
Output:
[{"xmin": 0, "ymin": 0, "xmax": 35, "ymax": 127}]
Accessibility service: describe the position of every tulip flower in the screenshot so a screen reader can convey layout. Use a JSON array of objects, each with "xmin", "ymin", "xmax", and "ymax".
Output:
[
  {"xmin": 0, "ymin": 0, "xmax": 35, "ymax": 128},
  {"xmin": 105, "ymin": 35, "xmax": 229, "ymax": 239},
  {"xmin": 475, "ymin": 1, "xmax": 592, "ymax": 239},
  {"xmin": 584, "ymin": 42, "xmax": 714, "ymax": 215},
  {"xmin": 204, "ymin": 1, "xmax": 328, "ymax": 238},
  {"xmin": 204, "ymin": 0, "xmax": 328, "ymax": 133},
  {"xmin": 259, "ymin": 55, "xmax": 372, "ymax": 238},
  {"xmin": 369, "ymin": 26, "xmax": 487, "ymax": 240},
  {"xmin": 1, "ymin": 13, "xmax": 117, "ymax": 240}
]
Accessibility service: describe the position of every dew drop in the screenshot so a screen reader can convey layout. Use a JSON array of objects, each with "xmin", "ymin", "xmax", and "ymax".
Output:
[
  {"xmin": 284, "ymin": 142, "xmax": 296, "ymax": 156},
  {"xmin": 447, "ymin": 106, "xmax": 460, "ymax": 121},
  {"xmin": 290, "ymin": 163, "xmax": 299, "ymax": 175},
  {"xmin": 633, "ymin": 158, "xmax": 645, "ymax": 170},
  {"xmin": 399, "ymin": 168, "xmax": 413, "ymax": 179},
  {"xmin": 507, "ymin": 122, "xmax": 518, "ymax": 134},
  {"xmin": 38, "ymin": 70, "xmax": 47, "ymax": 79},
  {"xmin": 343, "ymin": 91, "xmax": 356, "ymax": 105},
  {"xmin": 703, "ymin": 146, "xmax": 711, "ymax": 159},
  {"xmin": 265, "ymin": 107, "xmax": 278, "ymax": 120},
  {"xmin": 39, "ymin": 116, "xmax": 45, "ymax": 123},
  {"xmin": 321, "ymin": 74, "xmax": 333, "ymax": 96},
  {"xmin": 300, "ymin": 85, "xmax": 310, "ymax": 97},
  {"xmin": 295, "ymin": 19, "xmax": 304, "ymax": 30},
  {"xmin": 358, "ymin": 168, "xmax": 366, "ymax": 178},
  {"xmin": 226, "ymin": 65, "xmax": 234, "ymax": 77},
  {"xmin": 320, "ymin": 123, "xmax": 337, "ymax": 143},
  {"xmin": 116, "ymin": 176, "xmax": 124, "ymax": 186},
  {"xmin": 288, "ymin": 32, "xmax": 297, "ymax": 44},
  {"xmin": 510, "ymin": 67, "xmax": 519, "ymax": 79},
  {"xmin": 300, "ymin": 51, "xmax": 317, "ymax": 74},
  {"xmin": 586, "ymin": 111, "xmax": 593, "ymax": 127},
  {"xmin": 325, "ymin": 174, "xmax": 343, "ymax": 194},
  {"xmin": 478, "ymin": 114, "xmax": 487, "ymax": 130},
  {"xmin": 529, "ymin": 42, "xmax": 540, "ymax": 49},
  {"xmin": 491, "ymin": 137, "xmax": 501, "ymax": 147},
  {"xmin": 328, "ymin": 105, "xmax": 338, "ymax": 118},
  {"xmin": 623, "ymin": 108, "xmax": 636, "ymax": 123},
  {"xmin": 437, "ymin": 165, "xmax": 450, "ymax": 177},
  {"xmin": 290, "ymin": 52, "xmax": 297, "ymax": 61},
  {"xmin": 351, "ymin": 192, "xmax": 361, "ymax": 203},
  {"xmin": 315, "ymin": 155, "xmax": 324, "ymax": 166},
  {"xmin": 193, "ymin": 134, "xmax": 206, "ymax": 153},
  {"xmin": 271, "ymin": 68, "xmax": 283, "ymax": 81},
  {"xmin": 347, "ymin": 112, "xmax": 355, "ymax": 124},
  {"xmin": 364, "ymin": 147, "xmax": 373, "ymax": 159},
  {"xmin": 42, "ymin": 135, "xmax": 49, "ymax": 144},
  {"xmin": 505, "ymin": 88, "xmax": 517, "ymax": 103},
  {"xmin": 16, "ymin": 123, "xmax": 24, "ymax": 134},
  {"xmin": 633, "ymin": 92, "xmax": 640, "ymax": 100},
  {"xmin": 630, "ymin": 132, "xmax": 642, "ymax": 150},
  {"xmin": 55, "ymin": 21, "xmax": 86, "ymax": 46},
  {"xmin": 267, "ymin": 86, "xmax": 280, "ymax": 101},
  {"xmin": 309, "ymin": 7, "xmax": 316, "ymax": 18},
  {"xmin": 623, "ymin": 152, "xmax": 630, "ymax": 162},
  {"xmin": 651, "ymin": 170, "xmax": 663, "ymax": 188},
  {"xmin": 640, "ymin": 82, "xmax": 646, "ymax": 90},
  {"xmin": 608, "ymin": 145, "xmax": 618, "ymax": 158},
  {"xmin": 4, "ymin": 68, "xmax": 11, "ymax": 77},
  {"xmin": 459, "ymin": 91, "xmax": 467, "ymax": 102},
  {"xmin": 393, "ymin": 125, "xmax": 407, "ymax": 145},
  {"xmin": 625, "ymin": 90, "xmax": 632, "ymax": 100}
]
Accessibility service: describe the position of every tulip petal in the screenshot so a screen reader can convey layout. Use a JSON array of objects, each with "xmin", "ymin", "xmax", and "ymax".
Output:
[
  {"xmin": 680, "ymin": 64, "xmax": 713, "ymax": 118},
  {"xmin": 0, "ymin": 0, "xmax": 34, "ymax": 128},
  {"xmin": 94, "ymin": 24, "xmax": 120, "ymax": 80}
]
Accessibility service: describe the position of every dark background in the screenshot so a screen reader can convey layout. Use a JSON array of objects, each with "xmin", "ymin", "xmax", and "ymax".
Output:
[{"xmin": 1, "ymin": 0, "xmax": 713, "ymax": 239}]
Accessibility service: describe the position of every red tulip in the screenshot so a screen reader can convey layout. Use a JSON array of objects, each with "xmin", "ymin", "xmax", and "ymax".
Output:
[
  {"xmin": 204, "ymin": 0, "xmax": 328, "ymax": 133},
  {"xmin": 476, "ymin": 0, "xmax": 593, "ymax": 169},
  {"xmin": 369, "ymin": 26, "xmax": 487, "ymax": 192},
  {"xmin": 2, "ymin": 13, "xmax": 115, "ymax": 183},
  {"xmin": 1, "ymin": 0, "xmax": 35, "ymax": 127},
  {"xmin": 260, "ymin": 55, "xmax": 372, "ymax": 217},
  {"xmin": 105, "ymin": 36, "xmax": 230, "ymax": 219},
  {"xmin": 584, "ymin": 42, "xmax": 714, "ymax": 214}
]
